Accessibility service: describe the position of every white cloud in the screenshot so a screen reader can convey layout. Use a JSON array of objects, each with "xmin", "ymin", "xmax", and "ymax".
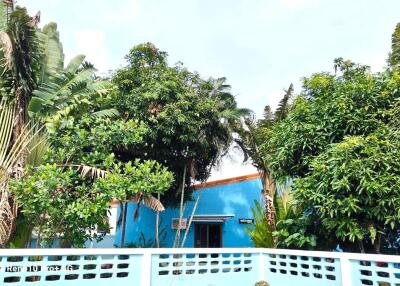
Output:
[{"xmin": 73, "ymin": 29, "xmax": 110, "ymax": 72}]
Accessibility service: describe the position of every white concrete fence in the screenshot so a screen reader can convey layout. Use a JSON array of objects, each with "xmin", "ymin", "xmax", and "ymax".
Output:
[{"xmin": 0, "ymin": 247, "xmax": 399, "ymax": 285}]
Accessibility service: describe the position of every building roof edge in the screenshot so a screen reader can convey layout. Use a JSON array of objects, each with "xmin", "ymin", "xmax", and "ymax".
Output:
[{"xmin": 193, "ymin": 173, "xmax": 260, "ymax": 190}]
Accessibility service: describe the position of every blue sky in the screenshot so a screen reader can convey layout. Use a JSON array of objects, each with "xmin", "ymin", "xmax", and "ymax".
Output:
[{"xmin": 19, "ymin": 0, "xmax": 400, "ymax": 179}]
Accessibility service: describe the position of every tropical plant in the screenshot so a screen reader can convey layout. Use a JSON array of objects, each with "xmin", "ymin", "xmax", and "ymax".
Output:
[
  {"xmin": 236, "ymin": 84, "xmax": 294, "ymax": 229},
  {"xmin": 29, "ymin": 54, "xmax": 116, "ymax": 128},
  {"xmin": 246, "ymin": 200, "xmax": 275, "ymax": 247},
  {"xmin": 0, "ymin": 100, "xmax": 43, "ymax": 246},
  {"xmin": 246, "ymin": 188, "xmax": 296, "ymax": 248}
]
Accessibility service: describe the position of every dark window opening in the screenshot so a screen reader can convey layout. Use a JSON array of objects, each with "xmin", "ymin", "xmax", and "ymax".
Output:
[{"xmin": 194, "ymin": 224, "xmax": 222, "ymax": 248}]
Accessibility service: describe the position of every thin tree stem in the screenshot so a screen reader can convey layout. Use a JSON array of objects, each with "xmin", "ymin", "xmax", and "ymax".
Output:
[
  {"xmin": 120, "ymin": 202, "xmax": 128, "ymax": 248},
  {"xmin": 155, "ymin": 193, "xmax": 160, "ymax": 248},
  {"xmin": 173, "ymin": 164, "xmax": 187, "ymax": 248},
  {"xmin": 181, "ymin": 194, "xmax": 200, "ymax": 248}
]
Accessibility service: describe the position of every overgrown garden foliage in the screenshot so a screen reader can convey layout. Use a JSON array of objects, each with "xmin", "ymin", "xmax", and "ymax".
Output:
[
  {"xmin": 0, "ymin": 2, "xmax": 247, "ymax": 248},
  {"xmin": 254, "ymin": 57, "xmax": 400, "ymax": 253}
]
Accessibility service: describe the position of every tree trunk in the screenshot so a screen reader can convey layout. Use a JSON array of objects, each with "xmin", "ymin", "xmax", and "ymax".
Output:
[
  {"xmin": 120, "ymin": 202, "xmax": 128, "ymax": 248},
  {"xmin": 373, "ymin": 234, "xmax": 382, "ymax": 254},
  {"xmin": 181, "ymin": 195, "xmax": 200, "ymax": 248},
  {"xmin": 1, "ymin": 87, "xmax": 26, "ymax": 247},
  {"xmin": 358, "ymin": 239, "xmax": 365, "ymax": 253},
  {"xmin": 260, "ymin": 170, "xmax": 277, "ymax": 228},
  {"xmin": 173, "ymin": 165, "xmax": 187, "ymax": 248},
  {"xmin": 155, "ymin": 193, "xmax": 160, "ymax": 248}
]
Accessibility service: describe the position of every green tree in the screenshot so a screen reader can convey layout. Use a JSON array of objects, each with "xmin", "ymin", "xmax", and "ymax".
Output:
[
  {"xmin": 264, "ymin": 60, "xmax": 400, "ymax": 253},
  {"xmin": 112, "ymin": 43, "xmax": 247, "ymax": 195},
  {"xmin": 96, "ymin": 160, "xmax": 173, "ymax": 247},
  {"xmin": 294, "ymin": 127, "xmax": 400, "ymax": 253},
  {"xmin": 112, "ymin": 43, "xmax": 249, "ymax": 246},
  {"xmin": 10, "ymin": 160, "xmax": 173, "ymax": 248},
  {"xmin": 265, "ymin": 60, "xmax": 397, "ymax": 181}
]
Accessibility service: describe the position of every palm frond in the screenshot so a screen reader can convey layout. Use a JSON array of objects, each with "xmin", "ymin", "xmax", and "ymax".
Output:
[
  {"xmin": 246, "ymin": 200, "xmax": 275, "ymax": 248},
  {"xmin": 27, "ymin": 11, "xmax": 40, "ymax": 28},
  {"xmin": 0, "ymin": 99, "xmax": 43, "ymax": 246},
  {"xmin": 90, "ymin": 108, "xmax": 120, "ymax": 119},
  {"xmin": 29, "ymin": 67, "xmax": 96, "ymax": 115},
  {"xmin": 26, "ymin": 123, "xmax": 49, "ymax": 167},
  {"xmin": 88, "ymin": 80, "xmax": 114, "ymax": 96},
  {"xmin": 78, "ymin": 164, "xmax": 108, "ymax": 179},
  {"xmin": 142, "ymin": 195, "xmax": 165, "ymax": 212},
  {"xmin": 274, "ymin": 189, "xmax": 293, "ymax": 222}
]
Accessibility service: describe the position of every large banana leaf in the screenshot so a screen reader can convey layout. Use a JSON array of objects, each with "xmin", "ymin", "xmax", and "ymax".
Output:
[
  {"xmin": 28, "ymin": 55, "xmax": 116, "ymax": 117},
  {"xmin": 37, "ymin": 22, "xmax": 64, "ymax": 84}
]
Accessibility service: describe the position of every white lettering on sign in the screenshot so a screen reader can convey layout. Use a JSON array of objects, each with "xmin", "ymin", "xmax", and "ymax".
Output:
[
  {"xmin": 239, "ymin": 218, "xmax": 254, "ymax": 224},
  {"xmin": 5, "ymin": 266, "xmax": 22, "ymax": 272},
  {"xmin": 2, "ymin": 265, "xmax": 76, "ymax": 272}
]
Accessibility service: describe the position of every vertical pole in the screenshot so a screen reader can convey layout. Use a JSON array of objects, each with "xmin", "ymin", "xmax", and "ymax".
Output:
[
  {"xmin": 340, "ymin": 255, "xmax": 352, "ymax": 286},
  {"xmin": 141, "ymin": 251, "xmax": 152, "ymax": 286}
]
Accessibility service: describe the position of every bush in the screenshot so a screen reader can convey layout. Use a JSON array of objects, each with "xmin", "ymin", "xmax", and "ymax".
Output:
[{"xmin": 255, "ymin": 281, "xmax": 270, "ymax": 286}]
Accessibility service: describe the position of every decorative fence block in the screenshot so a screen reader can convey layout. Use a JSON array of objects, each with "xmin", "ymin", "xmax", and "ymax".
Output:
[
  {"xmin": 350, "ymin": 258, "xmax": 400, "ymax": 286},
  {"xmin": 151, "ymin": 251, "xmax": 258, "ymax": 286}
]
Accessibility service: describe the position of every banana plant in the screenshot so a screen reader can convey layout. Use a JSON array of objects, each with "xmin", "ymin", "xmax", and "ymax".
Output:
[{"xmin": 0, "ymin": 100, "xmax": 44, "ymax": 246}]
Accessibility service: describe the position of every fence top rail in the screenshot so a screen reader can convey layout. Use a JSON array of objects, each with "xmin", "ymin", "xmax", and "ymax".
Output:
[
  {"xmin": 0, "ymin": 248, "xmax": 399, "ymax": 263},
  {"xmin": 0, "ymin": 248, "xmax": 264, "ymax": 257},
  {"xmin": 261, "ymin": 248, "xmax": 400, "ymax": 263}
]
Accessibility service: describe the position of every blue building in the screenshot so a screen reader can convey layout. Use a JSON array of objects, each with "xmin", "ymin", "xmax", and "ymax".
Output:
[{"xmin": 114, "ymin": 173, "xmax": 263, "ymax": 248}]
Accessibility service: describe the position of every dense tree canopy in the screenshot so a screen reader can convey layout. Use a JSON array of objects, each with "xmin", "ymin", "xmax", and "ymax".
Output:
[
  {"xmin": 261, "ymin": 60, "xmax": 400, "ymax": 253},
  {"xmin": 112, "ymin": 43, "xmax": 249, "ymax": 205},
  {"xmin": 265, "ymin": 60, "xmax": 398, "ymax": 181},
  {"xmin": 294, "ymin": 127, "xmax": 400, "ymax": 252}
]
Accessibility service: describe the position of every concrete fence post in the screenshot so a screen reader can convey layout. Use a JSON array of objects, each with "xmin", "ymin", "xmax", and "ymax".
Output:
[
  {"xmin": 340, "ymin": 255, "xmax": 352, "ymax": 286},
  {"xmin": 141, "ymin": 251, "xmax": 152, "ymax": 286},
  {"xmin": 258, "ymin": 251, "xmax": 265, "ymax": 282}
]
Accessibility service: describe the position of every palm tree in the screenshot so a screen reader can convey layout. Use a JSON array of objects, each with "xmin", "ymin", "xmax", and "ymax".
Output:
[
  {"xmin": 0, "ymin": 1, "xmax": 43, "ymax": 247},
  {"xmin": 0, "ymin": 100, "xmax": 44, "ymax": 246},
  {"xmin": 236, "ymin": 84, "xmax": 294, "ymax": 230}
]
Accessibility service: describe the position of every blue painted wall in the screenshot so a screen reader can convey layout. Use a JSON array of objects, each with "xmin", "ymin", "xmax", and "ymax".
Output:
[{"xmin": 115, "ymin": 177, "xmax": 263, "ymax": 248}]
